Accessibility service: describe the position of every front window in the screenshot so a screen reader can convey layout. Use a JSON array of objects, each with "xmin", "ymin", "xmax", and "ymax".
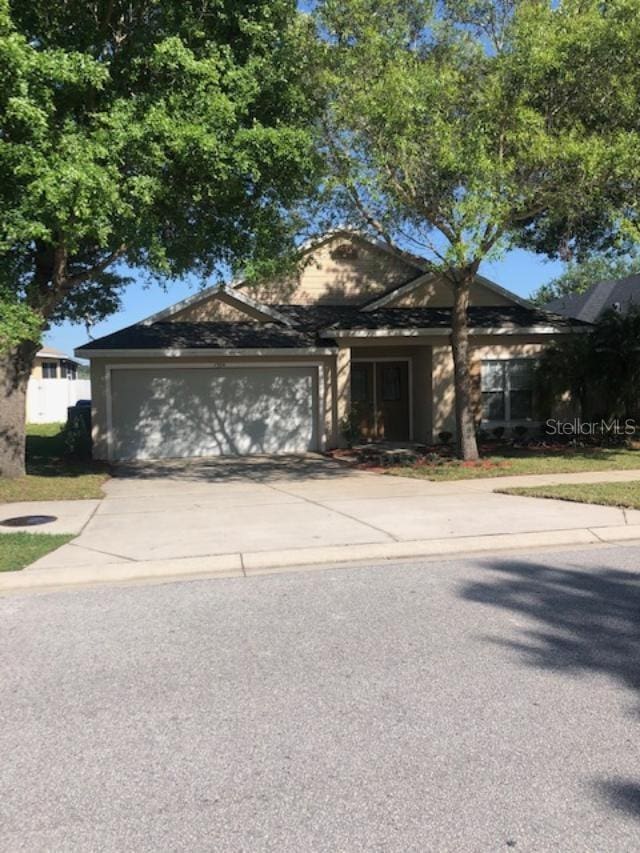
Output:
[
  {"xmin": 481, "ymin": 359, "xmax": 534, "ymax": 422},
  {"xmin": 42, "ymin": 361, "xmax": 58, "ymax": 379}
]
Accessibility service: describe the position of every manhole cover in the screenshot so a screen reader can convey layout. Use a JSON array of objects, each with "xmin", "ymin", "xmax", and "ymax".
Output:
[{"xmin": 0, "ymin": 515, "xmax": 57, "ymax": 527}]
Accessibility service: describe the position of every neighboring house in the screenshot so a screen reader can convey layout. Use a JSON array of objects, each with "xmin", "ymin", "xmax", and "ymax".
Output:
[
  {"xmin": 32, "ymin": 347, "xmax": 80, "ymax": 382},
  {"xmin": 27, "ymin": 347, "xmax": 91, "ymax": 424},
  {"xmin": 545, "ymin": 272, "xmax": 640, "ymax": 323},
  {"xmin": 75, "ymin": 231, "xmax": 585, "ymax": 461}
]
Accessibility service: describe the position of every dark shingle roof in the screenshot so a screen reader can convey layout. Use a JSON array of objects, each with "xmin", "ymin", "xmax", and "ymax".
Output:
[
  {"xmin": 273, "ymin": 304, "xmax": 582, "ymax": 331},
  {"xmin": 77, "ymin": 304, "xmax": 585, "ymax": 353},
  {"xmin": 545, "ymin": 273, "xmax": 640, "ymax": 323},
  {"xmin": 76, "ymin": 322, "xmax": 320, "ymax": 352}
]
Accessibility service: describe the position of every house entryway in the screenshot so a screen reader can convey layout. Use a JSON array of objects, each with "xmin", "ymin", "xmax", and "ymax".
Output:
[{"xmin": 350, "ymin": 360, "xmax": 411, "ymax": 441}]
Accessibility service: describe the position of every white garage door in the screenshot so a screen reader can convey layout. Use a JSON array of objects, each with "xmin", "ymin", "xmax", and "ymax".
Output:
[{"xmin": 109, "ymin": 366, "xmax": 319, "ymax": 460}]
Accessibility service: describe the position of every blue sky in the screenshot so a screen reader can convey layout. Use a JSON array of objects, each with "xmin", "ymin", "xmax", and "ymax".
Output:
[{"xmin": 44, "ymin": 249, "xmax": 565, "ymax": 361}]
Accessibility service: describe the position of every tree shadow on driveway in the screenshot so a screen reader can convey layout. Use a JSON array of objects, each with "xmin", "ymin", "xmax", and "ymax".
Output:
[{"xmin": 460, "ymin": 555, "xmax": 640, "ymax": 819}]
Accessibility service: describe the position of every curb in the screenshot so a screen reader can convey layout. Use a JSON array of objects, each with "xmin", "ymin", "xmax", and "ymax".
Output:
[{"xmin": 3, "ymin": 525, "xmax": 640, "ymax": 594}]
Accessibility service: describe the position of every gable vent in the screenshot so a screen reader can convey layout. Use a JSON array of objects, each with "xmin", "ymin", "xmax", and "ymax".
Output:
[{"xmin": 331, "ymin": 242, "xmax": 360, "ymax": 260}]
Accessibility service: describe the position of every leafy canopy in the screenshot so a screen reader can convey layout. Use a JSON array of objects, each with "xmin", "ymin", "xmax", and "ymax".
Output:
[
  {"xmin": 537, "ymin": 307, "xmax": 640, "ymax": 420},
  {"xmin": 0, "ymin": 0, "xmax": 320, "ymax": 344},
  {"xmin": 532, "ymin": 252, "xmax": 640, "ymax": 306},
  {"xmin": 316, "ymin": 0, "xmax": 640, "ymax": 275}
]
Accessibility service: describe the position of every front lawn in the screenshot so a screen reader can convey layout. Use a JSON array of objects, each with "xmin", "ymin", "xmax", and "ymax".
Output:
[
  {"xmin": 0, "ymin": 423, "xmax": 108, "ymax": 503},
  {"xmin": 0, "ymin": 532, "xmax": 73, "ymax": 572},
  {"xmin": 498, "ymin": 480, "xmax": 640, "ymax": 510},
  {"xmin": 387, "ymin": 446, "xmax": 640, "ymax": 481}
]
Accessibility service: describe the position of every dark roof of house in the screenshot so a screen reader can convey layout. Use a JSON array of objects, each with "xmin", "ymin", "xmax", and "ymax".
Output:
[
  {"xmin": 545, "ymin": 273, "xmax": 640, "ymax": 323},
  {"xmin": 76, "ymin": 304, "xmax": 586, "ymax": 353},
  {"xmin": 273, "ymin": 304, "xmax": 582, "ymax": 331},
  {"xmin": 76, "ymin": 321, "xmax": 320, "ymax": 352}
]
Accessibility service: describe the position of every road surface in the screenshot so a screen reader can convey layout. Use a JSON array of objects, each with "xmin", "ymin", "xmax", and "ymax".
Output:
[{"xmin": 2, "ymin": 544, "xmax": 640, "ymax": 851}]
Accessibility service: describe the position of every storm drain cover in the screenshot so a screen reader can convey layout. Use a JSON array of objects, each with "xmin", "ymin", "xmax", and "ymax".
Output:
[{"xmin": 0, "ymin": 515, "xmax": 57, "ymax": 527}]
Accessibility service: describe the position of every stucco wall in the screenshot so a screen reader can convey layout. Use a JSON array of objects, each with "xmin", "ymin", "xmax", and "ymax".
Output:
[{"xmin": 31, "ymin": 358, "xmax": 44, "ymax": 380}]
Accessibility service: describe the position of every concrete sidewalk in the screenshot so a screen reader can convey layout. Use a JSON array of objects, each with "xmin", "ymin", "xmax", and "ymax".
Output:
[{"xmin": 2, "ymin": 460, "xmax": 640, "ymax": 593}]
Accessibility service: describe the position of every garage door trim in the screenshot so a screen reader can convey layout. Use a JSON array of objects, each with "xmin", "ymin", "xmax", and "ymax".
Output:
[{"xmin": 104, "ymin": 361, "xmax": 326, "ymax": 461}]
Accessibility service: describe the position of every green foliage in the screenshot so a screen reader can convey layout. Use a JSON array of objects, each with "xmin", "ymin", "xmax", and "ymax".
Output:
[
  {"xmin": 536, "ymin": 307, "xmax": 640, "ymax": 420},
  {"xmin": 0, "ymin": 0, "xmax": 321, "ymax": 344},
  {"xmin": 0, "ymin": 293, "xmax": 41, "ymax": 352},
  {"xmin": 339, "ymin": 411, "xmax": 362, "ymax": 448},
  {"xmin": 316, "ymin": 0, "xmax": 640, "ymax": 270},
  {"xmin": 315, "ymin": 0, "xmax": 640, "ymax": 460},
  {"xmin": 532, "ymin": 252, "xmax": 640, "ymax": 305},
  {"xmin": 64, "ymin": 409, "xmax": 92, "ymax": 460}
]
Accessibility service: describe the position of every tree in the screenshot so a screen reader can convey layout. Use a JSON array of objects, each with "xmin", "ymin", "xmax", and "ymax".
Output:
[
  {"xmin": 537, "ymin": 308, "xmax": 640, "ymax": 423},
  {"xmin": 532, "ymin": 252, "xmax": 640, "ymax": 306},
  {"xmin": 0, "ymin": 0, "xmax": 320, "ymax": 477},
  {"xmin": 315, "ymin": 0, "xmax": 640, "ymax": 460}
]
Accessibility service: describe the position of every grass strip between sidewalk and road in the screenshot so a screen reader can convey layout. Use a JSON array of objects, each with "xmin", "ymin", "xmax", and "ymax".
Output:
[
  {"xmin": 498, "ymin": 480, "xmax": 640, "ymax": 510},
  {"xmin": 0, "ymin": 533, "xmax": 73, "ymax": 572}
]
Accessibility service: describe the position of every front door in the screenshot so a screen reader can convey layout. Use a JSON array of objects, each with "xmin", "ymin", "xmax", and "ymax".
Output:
[{"xmin": 350, "ymin": 361, "xmax": 410, "ymax": 442}]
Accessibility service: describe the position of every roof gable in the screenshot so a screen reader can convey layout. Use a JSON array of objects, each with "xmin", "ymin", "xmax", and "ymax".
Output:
[
  {"xmin": 141, "ymin": 285, "xmax": 292, "ymax": 326},
  {"xmin": 364, "ymin": 272, "xmax": 531, "ymax": 311},
  {"xmin": 238, "ymin": 231, "xmax": 423, "ymax": 306}
]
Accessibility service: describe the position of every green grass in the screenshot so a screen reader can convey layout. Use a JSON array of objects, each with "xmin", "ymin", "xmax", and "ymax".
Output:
[
  {"xmin": 499, "ymin": 480, "xmax": 640, "ymax": 510},
  {"xmin": 0, "ymin": 423, "xmax": 108, "ymax": 504},
  {"xmin": 0, "ymin": 532, "xmax": 73, "ymax": 572},
  {"xmin": 388, "ymin": 446, "xmax": 640, "ymax": 481}
]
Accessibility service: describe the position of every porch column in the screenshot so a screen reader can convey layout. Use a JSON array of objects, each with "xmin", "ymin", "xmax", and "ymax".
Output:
[
  {"xmin": 336, "ymin": 345, "xmax": 351, "ymax": 447},
  {"xmin": 431, "ymin": 344, "xmax": 456, "ymax": 441}
]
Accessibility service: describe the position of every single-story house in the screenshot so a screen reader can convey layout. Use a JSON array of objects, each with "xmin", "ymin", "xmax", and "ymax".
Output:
[
  {"xmin": 545, "ymin": 271, "xmax": 640, "ymax": 322},
  {"xmin": 75, "ymin": 231, "xmax": 586, "ymax": 461}
]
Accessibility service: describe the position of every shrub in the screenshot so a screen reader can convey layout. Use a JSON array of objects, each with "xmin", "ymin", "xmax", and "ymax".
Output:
[
  {"xmin": 64, "ymin": 411, "xmax": 92, "ymax": 460},
  {"xmin": 340, "ymin": 412, "xmax": 361, "ymax": 448},
  {"xmin": 438, "ymin": 430, "xmax": 453, "ymax": 445},
  {"xmin": 513, "ymin": 425, "xmax": 528, "ymax": 440},
  {"xmin": 492, "ymin": 426, "xmax": 505, "ymax": 440}
]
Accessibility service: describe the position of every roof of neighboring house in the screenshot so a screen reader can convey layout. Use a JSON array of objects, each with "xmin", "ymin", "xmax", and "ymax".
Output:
[
  {"xmin": 545, "ymin": 273, "xmax": 640, "ymax": 323},
  {"xmin": 36, "ymin": 347, "xmax": 79, "ymax": 363},
  {"xmin": 76, "ymin": 304, "xmax": 585, "ymax": 353}
]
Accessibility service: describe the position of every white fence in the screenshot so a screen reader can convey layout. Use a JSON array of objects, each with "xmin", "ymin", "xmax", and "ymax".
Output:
[{"xmin": 26, "ymin": 378, "xmax": 91, "ymax": 424}]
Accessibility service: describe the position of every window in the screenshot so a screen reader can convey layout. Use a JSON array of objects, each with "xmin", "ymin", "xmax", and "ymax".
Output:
[
  {"xmin": 481, "ymin": 359, "xmax": 534, "ymax": 422},
  {"xmin": 351, "ymin": 365, "xmax": 370, "ymax": 403},
  {"xmin": 381, "ymin": 366, "xmax": 401, "ymax": 401},
  {"xmin": 42, "ymin": 361, "xmax": 58, "ymax": 379},
  {"xmin": 64, "ymin": 362, "xmax": 77, "ymax": 380}
]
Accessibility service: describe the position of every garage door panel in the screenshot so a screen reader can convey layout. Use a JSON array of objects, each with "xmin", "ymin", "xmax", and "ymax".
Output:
[{"xmin": 110, "ymin": 367, "xmax": 318, "ymax": 460}]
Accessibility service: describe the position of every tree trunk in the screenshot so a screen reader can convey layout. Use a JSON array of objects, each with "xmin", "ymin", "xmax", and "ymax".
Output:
[
  {"xmin": 450, "ymin": 270, "xmax": 480, "ymax": 461},
  {"xmin": 0, "ymin": 342, "xmax": 39, "ymax": 478}
]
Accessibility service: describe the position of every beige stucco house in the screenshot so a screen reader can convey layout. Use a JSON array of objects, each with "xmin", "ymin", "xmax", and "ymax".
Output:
[
  {"xmin": 31, "ymin": 347, "xmax": 80, "ymax": 381},
  {"xmin": 76, "ymin": 231, "xmax": 585, "ymax": 461}
]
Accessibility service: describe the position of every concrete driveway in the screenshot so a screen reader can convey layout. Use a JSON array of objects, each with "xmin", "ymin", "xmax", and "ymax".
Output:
[{"xmin": 25, "ymin": 454, "xmax": 640, "ymax": 578}]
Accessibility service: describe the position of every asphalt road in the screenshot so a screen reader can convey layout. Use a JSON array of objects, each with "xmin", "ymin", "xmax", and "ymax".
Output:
[{"xmin": 2, "ymin": 545, "xmax": 640, "ymax": 852}]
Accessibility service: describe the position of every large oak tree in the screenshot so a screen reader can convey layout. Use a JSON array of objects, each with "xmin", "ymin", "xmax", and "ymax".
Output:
[
  {"xmin": 315, "ymin": 0, "xmax": 640, "ymax": 459},
  {"xmin": 0, "ymin": 0, "xmax": 319, "ymax": 476}
]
